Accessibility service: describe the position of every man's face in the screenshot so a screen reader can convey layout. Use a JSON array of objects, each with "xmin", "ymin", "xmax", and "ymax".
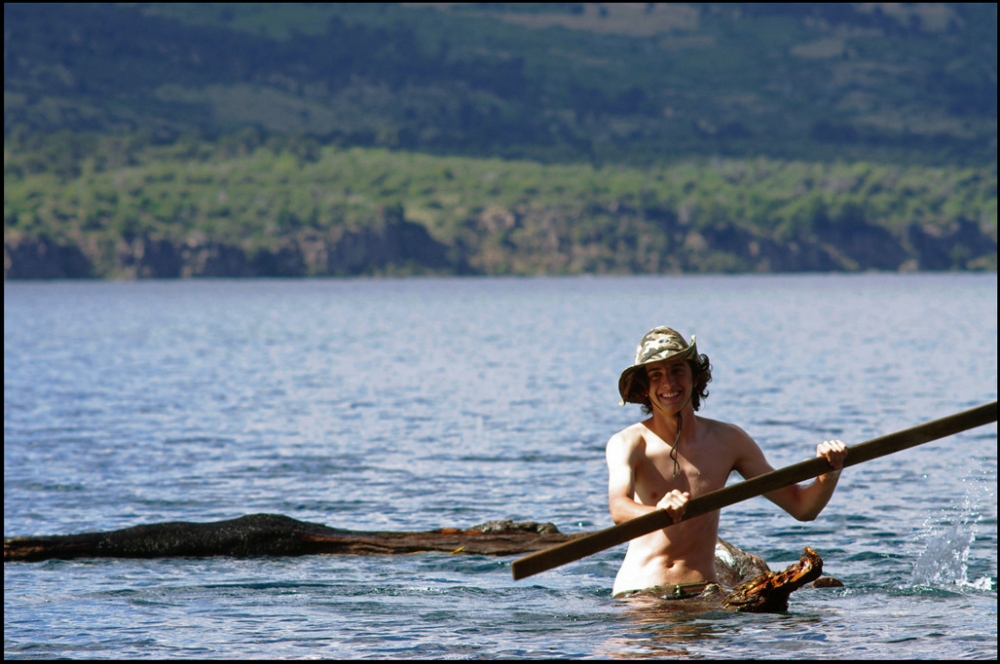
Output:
[{"xmin": 644, "ymin": 358, "xmax": 692, "ymax": 413}]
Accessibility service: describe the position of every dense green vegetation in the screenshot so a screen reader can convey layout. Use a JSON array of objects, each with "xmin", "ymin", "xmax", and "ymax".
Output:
[
  {"xmin": 6, "ymin": 3, "xmax": 996, "ymax": 165},
  {"xmin": 5, "ymin": 130, "xmax": 995, "ymax": 277},
  {"xmin": 3, "ymin": 3, "xmax": 997, "ymax": 277}
]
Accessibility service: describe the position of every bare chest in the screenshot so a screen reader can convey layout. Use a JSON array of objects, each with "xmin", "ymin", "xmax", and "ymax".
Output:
[{"xmin": 633, "ymin": 438, "xmax": 733, "ymax": 505}]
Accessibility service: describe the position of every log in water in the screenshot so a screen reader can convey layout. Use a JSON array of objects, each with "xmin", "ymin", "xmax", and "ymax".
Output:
[
  {"xmin": 4, "ymin": 514, "xmax": 835, "ymax": 613},
  {"xmin": 3, "ymin": 514, "xmax": 577, "ymax": 561}
]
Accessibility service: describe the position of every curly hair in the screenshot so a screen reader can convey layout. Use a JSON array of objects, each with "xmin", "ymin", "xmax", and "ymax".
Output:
[{"xmin": 631, "ymin": 354, "xmax": 713, "ymax": 415}]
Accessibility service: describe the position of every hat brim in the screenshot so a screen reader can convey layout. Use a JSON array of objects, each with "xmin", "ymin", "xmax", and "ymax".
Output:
[{"xmin": 617, "ymin": 341, "xmax": 698, "ymax": 405}]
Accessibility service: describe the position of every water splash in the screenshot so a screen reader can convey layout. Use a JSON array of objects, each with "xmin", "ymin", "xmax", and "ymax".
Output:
[{"xmin": 909, "ymin": 473, "xmax": 996, "ymax": 592}]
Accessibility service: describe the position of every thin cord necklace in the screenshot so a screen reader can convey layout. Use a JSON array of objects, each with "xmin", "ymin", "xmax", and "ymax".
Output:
[
  {"xmin": 649, "ymin": 381, "xmax": 694, "ymax": 479},
  {"xmin": 669, "ymin": 413, "xmax": 682, "ymax": 478}
]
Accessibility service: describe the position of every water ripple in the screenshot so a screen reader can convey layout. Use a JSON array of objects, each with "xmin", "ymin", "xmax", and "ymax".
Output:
[{"xmin": 5, "ymin": 274, "xmax": 997, "ymax": 659}]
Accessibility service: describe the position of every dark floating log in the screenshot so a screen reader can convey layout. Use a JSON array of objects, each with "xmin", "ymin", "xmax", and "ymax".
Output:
[
  {"xmin": 4, "ymin": 514, "xmax": 577, "ymax": 562},
  {"xmin": 713, "ymin": 536, "xmax": 770, "ymax": 588},
  {"xmin": 5, "ymin": 514, "xmax": 839, "ymax": 613},
  {"xmin": 722, "ymin": 546, "xmax": 824, "ymax": 613}
]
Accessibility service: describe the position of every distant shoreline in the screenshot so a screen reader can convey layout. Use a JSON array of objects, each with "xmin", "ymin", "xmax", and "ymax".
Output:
[{"xmin": 4, "ymin": 238, "xmax": 995, "ymax": 282}]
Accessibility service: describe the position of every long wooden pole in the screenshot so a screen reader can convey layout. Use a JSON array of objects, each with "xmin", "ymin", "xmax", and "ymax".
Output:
[{"xmin": 512, "ymin": 401, "xmax": 997, "ymax": 581}]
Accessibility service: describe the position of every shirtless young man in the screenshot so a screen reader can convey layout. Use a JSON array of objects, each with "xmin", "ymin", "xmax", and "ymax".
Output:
[{"xmin": 607, "ymin": 326, "xmax": 847, "ymax": 597}]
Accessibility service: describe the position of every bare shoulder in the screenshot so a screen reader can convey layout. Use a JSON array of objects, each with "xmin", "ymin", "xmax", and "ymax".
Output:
[
  {"xmin": 695, "ymin": 415, "xmax": 758, "ymax": 449},
  {"xmin": 606, "ymin": 421, "xmax": 649, "ymax": 459},
  {"xmin": 696, "ymin": 415, "xmax": 769, "ymax": 474}
]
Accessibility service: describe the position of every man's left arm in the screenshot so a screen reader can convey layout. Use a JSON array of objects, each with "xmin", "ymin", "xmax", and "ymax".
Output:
[{"xmin": 734, "ymin": 431, "xmax": 848, "ymax": 522}]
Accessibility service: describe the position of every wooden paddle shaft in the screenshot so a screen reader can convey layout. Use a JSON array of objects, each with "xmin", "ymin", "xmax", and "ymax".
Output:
[{"xmin": 512, "ymin": 401, "xmax": 997, "ymax": 581}]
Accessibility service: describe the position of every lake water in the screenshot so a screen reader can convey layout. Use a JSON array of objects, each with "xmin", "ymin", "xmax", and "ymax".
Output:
[{"xmin": 4, "ymin": 274, "xmax": 997, "ymax": 659}]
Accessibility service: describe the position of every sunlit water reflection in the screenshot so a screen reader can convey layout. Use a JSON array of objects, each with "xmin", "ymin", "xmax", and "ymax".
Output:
[{"xmin": 5, "ymin": 274, "xmax": 996, "ymax": 659}]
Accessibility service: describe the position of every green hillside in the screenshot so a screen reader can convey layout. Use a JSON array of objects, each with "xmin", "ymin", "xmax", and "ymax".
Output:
[
  {"xmin": 5, "ymin": 133, "xmax": 995, "ymax": 277},
  {"xmin": 4, "ymin": 3, "xmax": 997, "ymax": 277},
  {"xmin": 6, "ymin": 3, "xmax": 996, "ymax": 164}
]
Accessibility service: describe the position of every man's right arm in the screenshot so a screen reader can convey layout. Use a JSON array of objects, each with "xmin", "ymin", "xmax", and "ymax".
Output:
[
  {"xmin": 607, "ymin": 430, "xmax": 688, "ymax": 525},
  {"xmin": 607, "ymin": 432, "xmax": 643, "ymax": 525}
]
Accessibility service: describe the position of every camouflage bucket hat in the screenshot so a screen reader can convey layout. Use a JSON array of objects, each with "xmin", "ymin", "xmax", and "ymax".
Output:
[{"xmin": 618, "ymin": 326, "xmax": 698, "ymax": 405}]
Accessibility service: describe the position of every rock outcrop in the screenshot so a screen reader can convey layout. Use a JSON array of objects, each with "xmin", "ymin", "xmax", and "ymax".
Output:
[
  {"xmin": 4, "ymin": 234, "xmax": 94, "ymax": 279},
  {"xmin": 5, "ymin": 217, "xmax": 456, "ymax": 279},
  {"xmin": 5, "ymin": 208, "xmax": 995, "ymax": 279}
]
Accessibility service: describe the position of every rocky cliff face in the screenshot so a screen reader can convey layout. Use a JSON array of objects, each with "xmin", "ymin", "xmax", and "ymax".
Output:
[
  {"xmin": 4, "ymin": 209, "xmax": 995, "ymax": 279},
  {"xmin": 5, "ymin": 217, "xmax": 457, "ymax": 279},
  {"xmin": 4, "ymin": 235, "xmax": 93, "ymax": 279},
  {"xmin": 447, "ymin": 204, "xmax": 997, "ymax": 275}
]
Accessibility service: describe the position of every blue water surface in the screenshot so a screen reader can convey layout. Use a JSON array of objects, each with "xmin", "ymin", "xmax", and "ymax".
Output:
[{"xmin": 4, "ymin": 273, "xmax": 997, "ymax": 659}]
